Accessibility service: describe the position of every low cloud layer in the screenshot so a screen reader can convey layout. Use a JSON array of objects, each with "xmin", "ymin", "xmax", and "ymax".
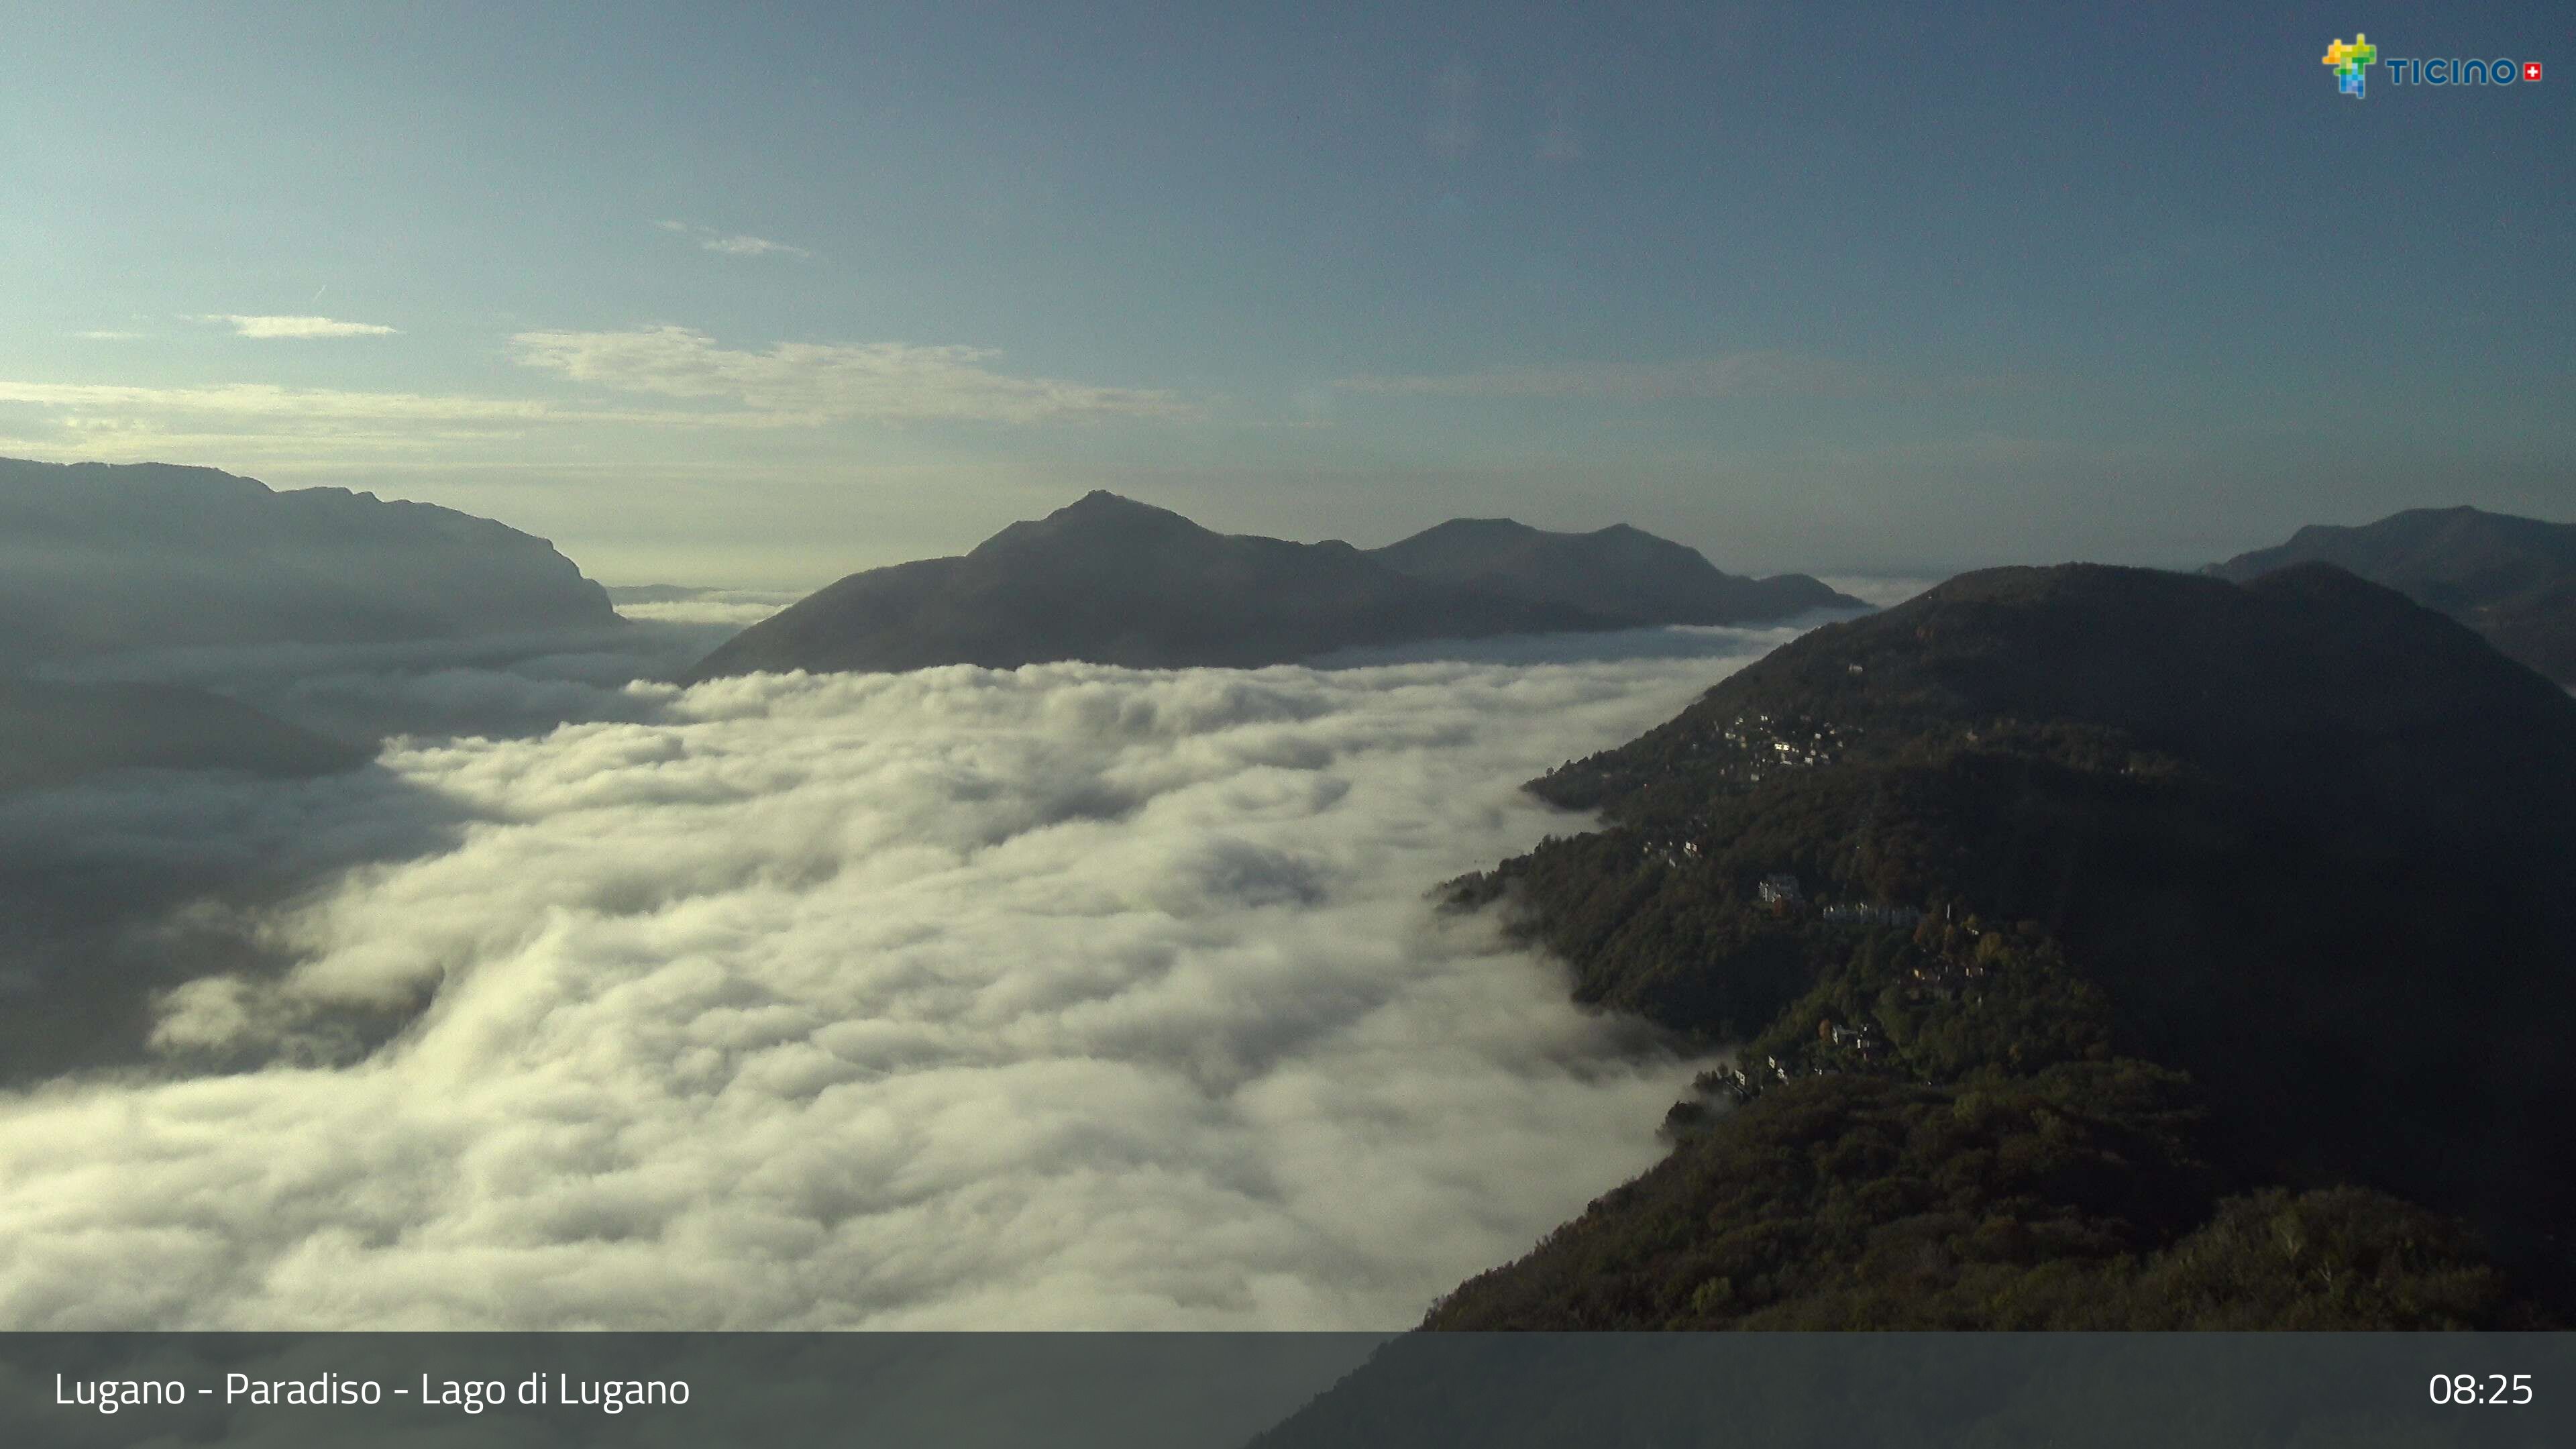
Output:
[
  {"xmin": 0, "ymin": 620, "xmax": 752, "ymax": 1086},
  {"xmin": 0, "ymin": 642, "xmax": 1790, "ymax": 1330},
  {"xmin": 610, "ymin": 588, "xmax": 803, "ymax": 630},
  {"xmin": 35, "ymin": 621, "xmax": 730, "ymax": 745}
]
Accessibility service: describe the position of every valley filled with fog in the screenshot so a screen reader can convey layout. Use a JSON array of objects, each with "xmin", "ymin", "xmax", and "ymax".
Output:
[{"xmin": 0, "ymin": 612, "xmax": 1814, "ymax": 1330}]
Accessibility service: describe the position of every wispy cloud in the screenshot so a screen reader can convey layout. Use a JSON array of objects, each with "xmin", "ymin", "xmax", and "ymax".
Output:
[
  {"xmin": 1334, "ymin": 354, "xmax": 1881, "ymax": 402},
  {"xmin": 70, "ymin": 330, "xmax": 147, "ymax": 341},
  {"xmin": 0, "ymin": 378, "xmax": 765, "ymax": 466},
  {"xmin": 0, "ymin": 327, "xmax": 1194, "ymax": 467},
  {"xmin": 654, "ymin": 219, "xmax": 814, "ymax": 259},
  {"xmin": 1, "ymin": 380, "xmax": 610, "ymax": 425},
  {"xmin": 511, "ymin": 326, "xmax": 1197, "ymax": 425},
  {"xmin": 197, "ymin": 315, "xmax": 400, "ymax": 340},
  {"xmin": 706, "ymin": 234, "xmax": 810, "ymax": 257}
]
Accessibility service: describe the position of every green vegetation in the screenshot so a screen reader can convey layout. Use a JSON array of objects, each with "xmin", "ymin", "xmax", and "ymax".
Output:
[
  {"xmin": 1432, "ymin": 1068, "xmax": 2526, "ymax": 1330},
  {"xmin": 1426, "ymin": 564, "xmax": 2576, "ymax": 1329}
]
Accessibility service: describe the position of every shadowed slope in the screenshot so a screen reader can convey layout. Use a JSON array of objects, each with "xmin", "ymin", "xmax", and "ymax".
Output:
[
  {"xmin": 690, "ymin": 494, "xmax": 1856, "ymax": 679},
  {"xmin": 1371, "ymin": 517, "xmax": 1860, "ymax": 623},
  {"xmin": 1424, "ymin": 562, "xmax": 2576, "ymax": 1328},
  {"xmin": 1, "ymin": 455, "xmax": 618, "ymax": 667},
  {"xmin": 2210, "ymin": 505, "xmax": 2576, "ymax": 684}
]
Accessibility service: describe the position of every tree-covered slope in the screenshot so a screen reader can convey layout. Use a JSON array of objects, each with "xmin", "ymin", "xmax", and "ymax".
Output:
[{"xmin": 1430, "ymin": 563, "xmax": 2576, "ymax": 1328}]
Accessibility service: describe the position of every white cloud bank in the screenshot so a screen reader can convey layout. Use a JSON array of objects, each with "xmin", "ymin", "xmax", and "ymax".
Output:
[
  {"xmin": 0, "ymin": 645, "xmax": 1786, "ymax": 1330},
  {"xmin": 199, "ymin": 315, "xmax": 400, "ymax": 339}
]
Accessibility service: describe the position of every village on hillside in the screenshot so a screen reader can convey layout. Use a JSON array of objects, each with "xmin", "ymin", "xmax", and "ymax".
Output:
[{"xmin": 1657, "ymin": 871, "xmax": 2028, "ymax": 1138}]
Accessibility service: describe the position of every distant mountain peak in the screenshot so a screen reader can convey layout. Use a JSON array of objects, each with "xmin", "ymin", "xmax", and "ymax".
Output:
[
  {"xmin": 967, "ymin": 490, "xmax": 1212, "ymax": 562},
  {"xmin": 2210, "ymin": 504, "xmax": 2576, "ymax": 684},
  {"xmin": 689, "ymin": 496, "xmax": 1860, "ymax": 680},
  {"xmin": 1038, "ymin": 490, "xmax": 1204, "ymax": 533},
  {"xmin": 1063, "ymin": 488, "xmax": 1156, "ymax": 513},
  {"xmin": 1371, "ymin": 513, "xmax": 1863, "ymax": 625}
]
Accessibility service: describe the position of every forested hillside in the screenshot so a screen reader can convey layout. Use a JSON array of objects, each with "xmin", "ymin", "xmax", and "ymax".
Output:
[{"xmin": 1428, "ymin": 563, "xmax": 2576, "ymax": 1328}]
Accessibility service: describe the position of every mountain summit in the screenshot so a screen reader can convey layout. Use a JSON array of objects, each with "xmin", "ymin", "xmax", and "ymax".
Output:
[{"xmin": 687, "ymin": 494, "xmax": 1860, "ymax": 679}]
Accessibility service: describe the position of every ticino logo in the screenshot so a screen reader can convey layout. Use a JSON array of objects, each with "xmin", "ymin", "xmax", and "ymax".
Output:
[{"xmin": 2323, "ymin": 34, "xmax": 2542, "ymax": 98}]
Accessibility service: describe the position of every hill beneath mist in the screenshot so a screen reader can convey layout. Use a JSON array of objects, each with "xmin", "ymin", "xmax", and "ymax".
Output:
[
  {"xmin": 1415, "ymin": 562, "xmax": 2576, "ymax": 1330},
  {"xmin": 2210, "ymin": 505, "xmax": 2576, "ymax": 684},
  {"xmin": 0, "ymin": 679, "xmax": 392, "ymax": 1087},
  {"xmin": 688, "ymin": 493, "xmax": 1860, "ymax": 679},
  {"xmin": 0, "ymin": 678, "xmax": 366, "ymax": 794},
  {"xmin": 0, "ymin": 456, "xmax": 618, "ymax": 667}
]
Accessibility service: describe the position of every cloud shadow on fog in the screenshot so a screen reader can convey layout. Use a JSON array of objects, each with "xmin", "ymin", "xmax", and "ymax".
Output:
[
  {"xmin": 0, "ymin": 599, "xmax": 802, "ymax": 1089},
  {"xmin": 30, "ymin": 618, "xmax": 734, "ymax": 747},
  {"xmin": 0, "ymin": 759, "xmax": 472, "ymax": 1088}
]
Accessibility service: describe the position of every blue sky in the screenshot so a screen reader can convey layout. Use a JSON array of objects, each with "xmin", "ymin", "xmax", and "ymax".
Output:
[{"xmin": 4, "ymin": 1, "xmax": 2569, "ymax": 584}]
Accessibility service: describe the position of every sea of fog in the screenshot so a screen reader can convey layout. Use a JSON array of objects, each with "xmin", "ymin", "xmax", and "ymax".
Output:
[{"xmin": 0, "ymin": 609, "xmax": 1821, "ymax": 1330}]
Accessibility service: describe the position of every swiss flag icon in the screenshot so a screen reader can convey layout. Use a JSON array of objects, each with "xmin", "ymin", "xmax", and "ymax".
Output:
[{"xmin": 2523, "ymin": 61, "xmax": 2543, "ymax": 82}]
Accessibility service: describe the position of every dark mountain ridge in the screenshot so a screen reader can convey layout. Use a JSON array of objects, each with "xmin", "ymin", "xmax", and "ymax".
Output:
[
  {"xmin": 688, "ymin": 492, "xmax": 1861, "ymax": 679},
  {"xmin": 2209, "ymin": 504, "xmax": 2576, "ymax": 684},
  {"xmin": 1420, "ymin": 561, "xmax": 2576, "ymax": 1328},
  {"xmin": 1371, "ymin": 516, "xmax": 1853, "ymax": 623},
  {"xmin": 1, "ymin": 455, "xmax": 619, "ymax": 667}
]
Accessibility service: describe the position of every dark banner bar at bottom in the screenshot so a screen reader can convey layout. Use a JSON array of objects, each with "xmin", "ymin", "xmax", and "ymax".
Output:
[{"xmin": 3, "ymin": 1332, "xmax": 2569, "ymax": 1447}]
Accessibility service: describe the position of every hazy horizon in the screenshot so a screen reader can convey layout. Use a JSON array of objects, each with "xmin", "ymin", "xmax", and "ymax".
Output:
[
  {"xmin": 7, "ymin": 3, "xmax": 2567, "ymax": 588},
  {"xmin": 1, "ymin": 451, "xmax": 2538, "ymax": 599}
]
